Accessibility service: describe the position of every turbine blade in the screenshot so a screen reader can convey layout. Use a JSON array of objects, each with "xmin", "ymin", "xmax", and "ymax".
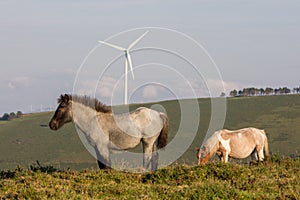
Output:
[
  {"xmin": 98, "ymin": 40, "xmax": 126, "ymax": 51},
  {"xmin": 128, "ymin": 31, "xmax": 149, "ymax": 50},
  {"xmin": 126, "ymin": 52, "xmax": 135, "ymax": 80}
]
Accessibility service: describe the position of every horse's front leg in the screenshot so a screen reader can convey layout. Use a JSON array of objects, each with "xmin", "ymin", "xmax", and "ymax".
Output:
[
  {"xmin": 95, "ymin": 145, "xmax": 111, "ymax": 169},
  {"xmin": 224, "ymin": 153, "xmax": 229, "ymax": 163},
  {"xmin": 218, "ymin": 149, "xmax": 228, "ymax": 163},
  {"xmin": 97, "ymin": 159, "xmax": 107, "ymax": 169},
  {"xmin": 221, "ymin": 150, "xmax": 229, "ymax": 163},
  {"xmin": 216, "ymin": 150, "xmax": 222, "ymax": 161}
]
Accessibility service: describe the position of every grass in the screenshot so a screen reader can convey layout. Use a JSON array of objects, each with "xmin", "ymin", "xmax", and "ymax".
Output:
[
  {"xmin": 0, "ymin": 157, "xmax": 299, "ymax": 199},
  {"xmin": 0, "ymin": 95, "xmax": 299, "ymax": 198},
  {"xmin": 0, "ymin": 94, "xmax": 300, "ymax": 170}
]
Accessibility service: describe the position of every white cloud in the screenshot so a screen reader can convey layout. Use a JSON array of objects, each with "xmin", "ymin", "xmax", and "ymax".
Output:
[
  {"xmin": 75, "ymin": 80, "xmax": 98, "ymax": 96},
  {"xmin": 142, "ymin": 85, "xmax": 159, "ymax": 98},
  {"xmin": 222, "ymin": 80, "xmax": 245, "ymax": 93},
  {"xmin": 75, "ymin": 76, "xmax": 120, "ymax": 98},
  {"xmin": 97, "ymin": 76, "xmax": 119, "ymax": 98},
  {"xmin": 171, "ymin": 78, "xmax": 245, "ymax": 98},
  {"xmin": 182, "ymin": 79, "xmax": 208, "ymax": 97},
  {"xmin": 7, "ymin": 77, "xmax": 33, "ymax": 90}
]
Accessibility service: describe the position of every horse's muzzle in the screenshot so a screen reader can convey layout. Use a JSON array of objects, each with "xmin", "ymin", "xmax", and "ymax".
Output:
[
  {"xmin": 198, "ymin": 156, "xmax": 210, "ymax": 165},
  {"xmin": 49, "ymin": 120, "xmax": 59, "ymax": 130}
]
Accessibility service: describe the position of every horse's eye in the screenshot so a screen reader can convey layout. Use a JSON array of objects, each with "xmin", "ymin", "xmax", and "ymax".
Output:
[{"xmin": 60, "ymin": 103, "xmax": 67, "ymax": 108}]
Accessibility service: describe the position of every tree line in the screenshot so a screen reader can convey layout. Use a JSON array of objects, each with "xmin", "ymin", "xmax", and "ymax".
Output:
[
  {"xmin": 229, "ymin": 86, "xmax": 300, "ymax": 97},
  {"xmin": 0, "ymin": 111, "xmax": 23, "ymax": 121}
]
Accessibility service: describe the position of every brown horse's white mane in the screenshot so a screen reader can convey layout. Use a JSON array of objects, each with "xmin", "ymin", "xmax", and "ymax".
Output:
[{"xmin": 58, "ymin": 94, "xmax": 112, "ymax": 113}]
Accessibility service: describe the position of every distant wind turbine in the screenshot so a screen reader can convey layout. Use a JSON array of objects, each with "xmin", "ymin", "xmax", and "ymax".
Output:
[{"xmin": 98, "ymin": 31, "xmax": 149, "ymax": 104}]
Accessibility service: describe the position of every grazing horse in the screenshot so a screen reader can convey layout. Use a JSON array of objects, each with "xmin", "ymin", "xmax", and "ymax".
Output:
[
  {"xmin": 49, "ymin": 94, "xmax": 168, "ymax": 171},
  {"xmin": 196, "ymin": 128, "xmax": 270, "ymax": 164}
]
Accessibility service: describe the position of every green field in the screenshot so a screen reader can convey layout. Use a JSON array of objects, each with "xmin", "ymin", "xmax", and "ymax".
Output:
[{"xmin": 0, "ymin": 94, "xmax": 300, "ymax": 170}]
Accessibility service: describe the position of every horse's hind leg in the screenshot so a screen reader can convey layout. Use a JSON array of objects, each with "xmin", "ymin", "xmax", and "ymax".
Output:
[
  {"xmin": 142, "ymin": 138, "xmax": 156, "ymax": 171},
  {"xmin": 249, "ymin": 149, "xmax": 259, "ymax": 165},
  {"xmin": 151, "ymin": 141, "xmax": 158, "ymax": 170},
  {"xmin": 256, "ymin": 145, "xmax": 265, "ymax": 162},
  {"xmin": 142, "ymin": 143, "xmax": 152, "ymax": 170},
  {"xmin": 250, "ymin": 149, "xmax": 258, "ymax": 161}
]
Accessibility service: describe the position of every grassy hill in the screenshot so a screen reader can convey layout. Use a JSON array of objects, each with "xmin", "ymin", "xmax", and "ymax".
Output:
[
  {"xmin": 0, "ymin": 94, "xmax": 300, "ymax": 170},
  {"xmin": 0, "ymin": 158, "xmax": 299, "ymax": 199}
]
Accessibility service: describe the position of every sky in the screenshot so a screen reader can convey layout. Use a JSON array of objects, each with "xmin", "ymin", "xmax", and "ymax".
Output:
[{"xmin": 0, "ymin": 0, "xmax": 300, "ymax": 114}]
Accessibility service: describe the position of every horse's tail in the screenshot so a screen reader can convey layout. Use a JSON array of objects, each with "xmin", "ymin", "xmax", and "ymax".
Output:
[
  {"xmin": 262, "ymin": 130, "xmax": 271, "ymax": 161},
  {"xmin": 158, "ymin": 113, "xmax": 169, "ymax": 149}
]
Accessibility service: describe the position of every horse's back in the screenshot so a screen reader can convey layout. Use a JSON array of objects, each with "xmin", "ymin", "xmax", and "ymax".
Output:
[
  {"xmin": 130, "ymin": 107, "xmax": 165, "ymax": 137},
  {"xmin": 221, "ymin": 128, "xmax": 266, "ymax": 144},
  {"xmin": 221, "ymin": 127, "xmax": 264, "ymax": 138}
]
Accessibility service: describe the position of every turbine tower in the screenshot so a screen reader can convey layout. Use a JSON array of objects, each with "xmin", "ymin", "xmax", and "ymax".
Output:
[{"xmin": 98, "ymin": 31, "xmax": 149, "ymax": 104}]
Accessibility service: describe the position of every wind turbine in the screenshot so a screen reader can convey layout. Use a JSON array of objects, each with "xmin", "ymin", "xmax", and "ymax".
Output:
[{"xmin": 98, "ymin": 31, "xmax": 149, "ymax": 104}]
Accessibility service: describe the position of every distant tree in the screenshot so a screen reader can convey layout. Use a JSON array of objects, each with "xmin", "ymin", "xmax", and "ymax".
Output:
[
  {"xmin": 0, "ymin": 113, "xmax": 9, "ymax": 121},
  {"xmin": 265, "ymin": 87, "xmax": 274, "ymax": 95},
  {"xmin": 229, "ymin": 86, "xmax": 295, "ymax": 97},
  {"xmin": 293, "ymin": 88, "xmax": 298, "ymax": 94},
  {"xmin": 9, "ymin": 112, "xmax": 16, "ymax": 120},
  {"xmin": 254, "ymin": 88, "xmax": 261, "ymax": 96},
  {"xmin": 282, "ymin": 87, "xmax": 291, "ymax": 94},
  {"xmin": 220, "ymin": 92, "xmax": 226, "ymax": 97},
  {"xmin": 242, "ymin": 88, "xmax": 249, "ymax": 96},
  {"xmin": 229, "ymin": 89, "xmax": 238, "ymax": 97},
  {"xmin": 238, "ymin": 90, "xmax": 244, "ymax": 96},
  {"xmin": 249, "ymin": 88, "xmax": 256, "ymax": 96},
  {"xmin": 16, "ymin": 111, "xmax": 23, "ymax": 118},
  {"xmin": 274, "ymin": 87, "xmax": 290, "ymax": 95},
  {"xmin": 260, "ymin": 88, "xmax": 265, "ymax": 96}
]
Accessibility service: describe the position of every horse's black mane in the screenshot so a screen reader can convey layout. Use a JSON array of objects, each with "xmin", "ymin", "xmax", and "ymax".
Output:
[{"xmin": 58, "ymin": 94, "xmax": 112, "ymax": 113}]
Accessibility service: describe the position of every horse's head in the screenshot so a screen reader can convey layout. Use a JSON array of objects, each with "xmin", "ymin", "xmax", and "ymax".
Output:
[
  {"xmin": 49, "ymin": 94, "xmax": 73, "ymax": 130},
  {"xmin": 196, "ymin": 146, "xmax": 210, "ymax": 165}
]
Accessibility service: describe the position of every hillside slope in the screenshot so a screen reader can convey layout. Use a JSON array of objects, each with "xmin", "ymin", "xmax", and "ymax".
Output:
[{"xmin": 0, "ymin": 94, "xmax": 299, "ymax": 170}]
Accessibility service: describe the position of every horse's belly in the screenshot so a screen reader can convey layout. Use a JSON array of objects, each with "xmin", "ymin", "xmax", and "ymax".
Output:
[
  {"xmin": 109, "ymin": 133, "xmax": 141, "ymax": 150},
  {"xmin": 229, "ymin": 145, "xmax": 255, "ymax": 159},
  {"xmin": 113, "ymin": 140, "xmax": 141, "ymax": 150}
]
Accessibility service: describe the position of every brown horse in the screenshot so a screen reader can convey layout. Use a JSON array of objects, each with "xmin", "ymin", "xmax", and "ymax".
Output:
[
  {"xmin": 197, "ymin": 128, "xmax": 270, "ymax": 164},
  {"xmin": 49, "ymin": 94, "xmax": 168, "ymax": 171}
]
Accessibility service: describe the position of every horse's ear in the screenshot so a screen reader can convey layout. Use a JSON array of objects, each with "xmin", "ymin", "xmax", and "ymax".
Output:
[
  {"xmin": 195, "ymin": 147, "xmax": 200, "ymax": 152},
  {"xmin": 64, "ymin": 94, "xmax": 69, "ymax": 103},
  {"xmin": 58, "ymin": 94, "xmax": 64, "ymax": 103}
]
